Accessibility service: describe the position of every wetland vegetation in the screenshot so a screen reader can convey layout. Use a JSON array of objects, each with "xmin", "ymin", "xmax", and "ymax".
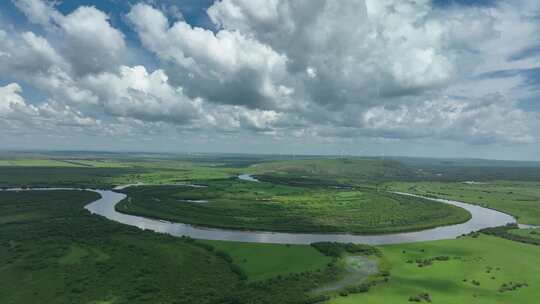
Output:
[
  {"xmin": 2, "ymin": 152, "xmax": 540, "ymax": 303},
  {"xmin": 115, "ymin": 179, "xmax": 471, "ymax": 234},
  {"xmin": 388, "ymin": 181, "xmax": 540, "ymax": 225}
]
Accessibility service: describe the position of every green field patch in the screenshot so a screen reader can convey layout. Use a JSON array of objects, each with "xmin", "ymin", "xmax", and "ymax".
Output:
[
  {"xmin": 328, "ymin": 235, "xmax": 540, "ymax": 304},
  {"xmin": 0, "ymin": 212, "xmax": 47, "ymax": 225},
  {"xmin": 250, "ymin": 158, "xmax": 417, "ymax": 184},
  {"xmin": 0, "ymin": 164, "xmax": 233, "ymax": 188},
  {"xmin": 203, "ymin": 240, "xmax": 332, "ymax": 281},
  {"xmin": 388, "ymin": 181, "xmax": 540, "ymax": 225},
  {"xmin": 508, "ymin": 228, "xmax": 540, "ymax": 240},
  {"xmin": 0, "ymin": 159, "xmax": 84, "ymax": 167},
  {"xmin": 59, "ymin": 245, "xmax": 90, "ymax": 265}
]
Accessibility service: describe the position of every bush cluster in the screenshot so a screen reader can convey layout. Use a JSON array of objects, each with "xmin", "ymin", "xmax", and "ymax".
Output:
[
  {"xmin": 311, "ymin": 242, "xmax": 381, "ymax": 257},
  {"xmin": 408, "ymin": 293, "xmax": 431, "ymax": 302},
  {"xmin": 407, "ymin": 256, "xmax": 450, "ymax": 267},
  {"xmin": 481, "ymin": 224, "xmax": 540, "ymax": 246},
  {"xmin": 499, "ymin": 282, "xmax": 528, "ymax": 293}
]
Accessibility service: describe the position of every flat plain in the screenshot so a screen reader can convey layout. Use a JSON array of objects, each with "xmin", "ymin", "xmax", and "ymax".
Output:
[
  {"xmin": 388, "ymin": 181, "xmax": 540, "ymax": 225},
  {"xmin": 1, "ymin": 153, "xmax": 540, "ymax": 304},
  {"xmin": 329, "ymin": 235, "xmax": 540, "ymax": 304},
  {"xmin": 116, "ymin": 180, "xmax": 471, "ymax": 234}
]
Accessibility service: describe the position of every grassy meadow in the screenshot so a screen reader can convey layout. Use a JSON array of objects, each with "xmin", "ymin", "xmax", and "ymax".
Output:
[
  {"xmin": 0, "ymin": 158, "xmax": 235, "ymax": 188},
  {"xmin": 250, "ymin": 158, "xmax": 418, "ymax": 185},
  {"xmin": 388, "ymin": 181, "xmax": 540, "ymax": 225},
  {"xmin": 203, "ymin": 240, "xmax": 333, "ymax": 281},
  {"xmin": 328, "ymin": 235, "xmax": 540, "ymax": 304},
  {"xmin": 509, "ymin": 228, "xmax": 540, "ymax": 240},
  {"xmin": 116, "ymin": 179, "xmax": 470, "ymax": 234}
]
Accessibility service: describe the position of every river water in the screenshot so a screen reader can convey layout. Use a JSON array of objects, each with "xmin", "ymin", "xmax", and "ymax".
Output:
[
  {"xmin": 3, "ymin": 176, "xmax": 519, "ymax": 245},
  {"xmin": 85, "ymin": 174, "xmax": 518, "ymax": 244}
]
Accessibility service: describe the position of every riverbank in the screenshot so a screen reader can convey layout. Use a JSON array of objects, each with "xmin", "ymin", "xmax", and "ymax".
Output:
[{"xmin": 2, "ymin": 185, "xmax": 516, "ymax": 244}]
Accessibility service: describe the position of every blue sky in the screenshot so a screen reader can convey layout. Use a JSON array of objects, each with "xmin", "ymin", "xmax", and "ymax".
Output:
[
  {"xmin": 0, "ymin": 0, "xmax": 539, "ymax": 160},
  {"xmin": 0, "ymin": 1, "xmax": 213, "ymax": 45}
]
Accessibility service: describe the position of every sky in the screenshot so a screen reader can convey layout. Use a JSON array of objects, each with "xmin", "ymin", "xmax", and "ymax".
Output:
[{"xmin": 0, "ymin": 0, "xmax": 540, "ymax": 160}]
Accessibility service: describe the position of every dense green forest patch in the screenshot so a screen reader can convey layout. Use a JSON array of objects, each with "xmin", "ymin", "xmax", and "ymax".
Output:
[
  {"xmin": 116, "ymin": 179, "xmax": 470, "ymax": 234},
  {"xmin": 0, "ymin": 190, "xmax": 342, "ymax": 304}
]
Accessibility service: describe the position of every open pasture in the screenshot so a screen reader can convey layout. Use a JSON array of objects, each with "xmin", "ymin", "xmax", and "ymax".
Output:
[{"xmin": 328, "ymin": 234, "xmax": 540, "ymax": 304}]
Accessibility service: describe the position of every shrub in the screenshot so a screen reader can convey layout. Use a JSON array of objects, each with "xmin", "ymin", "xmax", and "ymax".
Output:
[
  {"xmin": 409, "ymin": 293, "xmax": 431, "ymax": 302},
  {"xmin": 345, "ymin": 283, "xmax": 370, "ymax": 294},
  {"xmin": 303, "ymin": 295, "xmax": 330, "ymax": 304},
  {"xmin": 311, "ymin": 242, "xmax": 381, "ymax": 257},
  {"xmin": 499, "ymin": 281, "xmax": 528, "ymax": 293}
]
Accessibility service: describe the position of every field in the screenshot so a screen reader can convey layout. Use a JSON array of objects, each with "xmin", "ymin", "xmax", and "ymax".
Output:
[
  {"xmin": 388, "ymin": 181, "xmax": 540, "ymax": 225},
  {"xmin": 329, "ymin": 235, "xmax": 540, "ymax": 304},
  {"xmin": 3, "ymin": 188, "xmax": 540, "ymax": 304},
  {"xmin": 203, "ymin": 240, "xmax": 332, "ymax": 281},
  {"xmin": 250, "ymin": 158, "xmax": 418, "ymax": 184},
  {"xmin": 116, "ymin": 179, "xmax": 470, "ymax": 234},
  {"xmin": 0, "ymin": 159, "xmax": 134, "ymax": 167},
  {"xmin": 0, "ymin": 158, "xmax": 235, "ymax": 188},
  {"xmin": 251, "ymin": 157, "xmax": 540, "ymax": 183}
]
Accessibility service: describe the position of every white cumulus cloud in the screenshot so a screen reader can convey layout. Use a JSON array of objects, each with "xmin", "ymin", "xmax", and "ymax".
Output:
[{"xmin": 1, "ymin": 0, "xmax": 540, "ymax": 153}]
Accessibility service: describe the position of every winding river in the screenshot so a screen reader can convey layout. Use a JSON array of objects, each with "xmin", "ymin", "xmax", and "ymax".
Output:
[{"xmin": 3, "ymin": 175, "xmax": 520, "ymax": 245}]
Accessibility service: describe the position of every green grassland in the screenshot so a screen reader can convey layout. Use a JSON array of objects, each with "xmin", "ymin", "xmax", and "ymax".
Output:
[
  {"xmin": 203, "ymin": 240, "xmax": 332, "ymax": 281},
  {"xmin": 5, "ymin": 155, "xmax": 540, "ymax": 190},
  {"xmin": 250, "ymin": 158, "xmax": 419, "ymax": 185},
  {"xmin": 388, "ymin": 181, "xmax": 540, "ymax": 225},
  {"xmin": 327, "ymin": 234, "xmax": 540, "ymax": 304},
  {"xmin": 116, "ymin": 179, "xmax": 470, "ymax": 234},
  {"xmin": 0, "ymin": 159, "xmax": 234, "ymax": 188},
  {"xmin": 509, "ymin": 228, "xmax": 540, "ymax": 240},
  {"xmin": 3, "ymin": 189, "xmax": 540, "ymax": 304},
  {"xmin": 0, "ymin": 159, "xmax": 86, "ymax": 167},
  {"xmin": 3, "ymin": 154, "xmax": 540, "ymax": 304},
  {"xmin": 0, "ymin": 167, "xmax": 142, "ymax": 188},
  {"xmin": 0, "ymin": 159, "xmax": 141, "ymax": 168},
  {"xmin": 250, "ymin": 157, "xmax": 540, "ymax": 184},
  {"xmin": 480, "ymin": 225, "xmax": 540, "ymax": 246},
  {"xmin": 0, "ymin": 190, "xmax": 344, "ymax": 304}
]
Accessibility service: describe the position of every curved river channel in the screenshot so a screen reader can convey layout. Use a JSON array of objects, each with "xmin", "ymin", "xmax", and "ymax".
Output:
[{"xmin": 4, "ymin": 176, "xmax": 519, "ymax": 245}]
